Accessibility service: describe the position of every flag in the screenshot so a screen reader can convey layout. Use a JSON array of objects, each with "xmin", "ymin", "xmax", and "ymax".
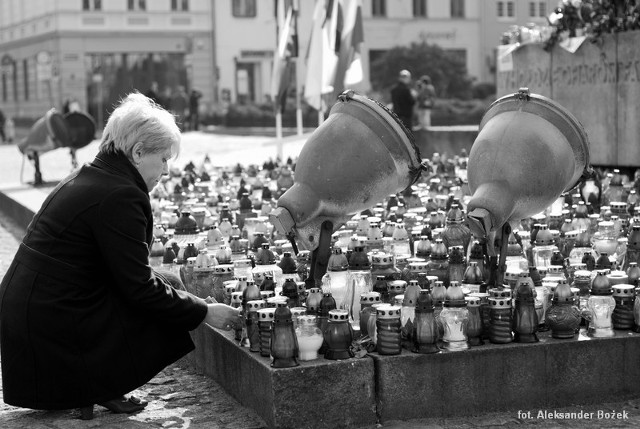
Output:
[
  {"xmin": 303, "ymin": 0, "xmax": 341, "ymax": 110},
  {"xmin": 339, "ymin": 0, "xmax": 364, "ymax": 87},
  {"xmin": 304, "ymin": 0, "xmax": 364, "ymax": 110},
  {"xmin": 271, "ymin": 2, "xmax": 298, "ymax": 113}
]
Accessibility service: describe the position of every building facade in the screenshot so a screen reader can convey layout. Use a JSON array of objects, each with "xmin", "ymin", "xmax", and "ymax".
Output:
[{"xmin": 0, "ymin": 0, "xmax": 557, "ymax": 123}]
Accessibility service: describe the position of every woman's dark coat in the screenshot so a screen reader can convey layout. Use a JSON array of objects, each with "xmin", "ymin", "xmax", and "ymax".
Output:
[{"xmin": 0, "ymin": 150, "xmax": 208, "ymax": 409}]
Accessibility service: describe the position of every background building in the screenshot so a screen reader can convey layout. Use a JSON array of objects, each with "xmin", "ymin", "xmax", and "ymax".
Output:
[{"xmin": 0, "ymin": 0, "xmax": 557, "ymax": 124}]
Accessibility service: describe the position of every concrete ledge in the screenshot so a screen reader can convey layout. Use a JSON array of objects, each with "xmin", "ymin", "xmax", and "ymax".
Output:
[
  {"xmin": 0, "ymin": 183, "xmax": 53, "ymax": 231},
  {"xmin": 413, "ymin": 126, "xmax": 478, "ymax": 159},
  {"xmin": 191, "ymin": 324, "xmax": 377, "ymax": 429},
  {"xmin": 371, "ymin": 329, "xmax": 640, "ymax": 422}
]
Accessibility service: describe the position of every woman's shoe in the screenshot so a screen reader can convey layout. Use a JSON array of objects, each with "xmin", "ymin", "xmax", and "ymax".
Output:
[{"xmin": 98, "ymin": 395, "xmax": 148, "ymax": 414}]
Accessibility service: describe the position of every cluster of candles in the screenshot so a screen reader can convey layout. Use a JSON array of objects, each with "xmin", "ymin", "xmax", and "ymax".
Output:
[{"xmin": 147, "ymin": 155, "xmax": 640, "ymax": 367}]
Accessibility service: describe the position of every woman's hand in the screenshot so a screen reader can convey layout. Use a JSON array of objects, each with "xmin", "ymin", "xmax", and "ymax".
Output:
[{"xmin": 203, "ymin": 303, "xmax": 242, "ymax": 331}]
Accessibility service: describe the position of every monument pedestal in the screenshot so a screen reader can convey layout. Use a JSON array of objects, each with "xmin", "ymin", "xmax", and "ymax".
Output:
[{"xmin": 189, "ymin": 325, "xmax": 640, "ymax": 428}]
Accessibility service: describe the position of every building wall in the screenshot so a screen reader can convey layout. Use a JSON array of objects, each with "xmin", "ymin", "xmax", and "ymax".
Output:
[
  {"xmin": 0, "ymin": 0, "xmax": 214, "ymax": 119},
  {"xmin": 0, "ymin": 0, "xmax": 563, "ymax": 120}
]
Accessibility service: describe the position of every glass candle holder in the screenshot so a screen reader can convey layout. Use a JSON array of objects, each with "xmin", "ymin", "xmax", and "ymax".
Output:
[
  {"xmin": 305, "ymin": 288, "xmax": 323, "ymax": 315},
  {"xmin": 257, "ymin": 308, "xmax": 275, "ymax": 358},
  {"xmin": 465, "ymin": 296, "xmax": 484, "ymax": 346},
  {"xmin": 634, "ymin": 287, "xmax": 640, "ymax": 333},
  {"xmin": 412, "ymin": 290, "xmax": 440, "ymax": 354},
  {"xmin": 376, "ymin": 305, "xmax": 402, "ymax": 355},
  {"xmin": 546, "ymin": 280, "xmax": 581, "ymax": 339},
  {"xmin": 246, "ymin": 300, "xmax": 266, "ymax": 352},
  {"xmin": 587, "ymin": 272, "xmax": 616, "ymax": 338},
  {"xmin": 513, "ymin": 273, "xmax": 539, "ymax": 343},
  {"xmin": 295, "ymin": 315, "xmax": 323, "ymax": 361},
  {"xmin": 612, "ymin": 284, "xmax": 635, "ymax": 330},
  {"xmin": 469, "ymin": 292, "xmax": 491, "ymax": 340},
  {"xmin": 270, "ymin": 306, "xmax": 299, "ymax": 368},
  {"xmin": 438, "ymin": 281, "xmax": 469, "ymax": 351},
  {"xmin": 489, "ymin": 295, "xmax": 513, "ymax": 344},
  {"xmin": 324, "ymin": 309, "xmax": 354, "ymax": 360},
  {"xmin": 359, "ymin": 292, "xmax": 382, "ymax": 337}
]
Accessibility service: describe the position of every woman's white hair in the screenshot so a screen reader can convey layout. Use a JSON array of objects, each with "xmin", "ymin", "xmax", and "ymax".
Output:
[{"xmin": 99, "ymin": 92, "xmax": 181, "ymax": 159}]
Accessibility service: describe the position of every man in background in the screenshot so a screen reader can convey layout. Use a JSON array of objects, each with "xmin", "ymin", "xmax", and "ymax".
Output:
[
  {"xmin": 391, "ymin": 69, "xmax": 416, "ymax": 131},
  {"xmin": 188, "ymin": 89, "xmax": 202, "ymax": 131}
]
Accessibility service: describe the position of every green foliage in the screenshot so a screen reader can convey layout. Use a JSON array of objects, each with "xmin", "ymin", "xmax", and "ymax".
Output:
[
  {"xmin": 200, "ymin": 100, "xmax": 320, "ymax": 128},
  {"xmin": 370, "ymin": 42, "xmax": 474, "ymax": 101},
  {"xmin": 431, "ymin": 98, "xmax": 494, "ymax": 126}
]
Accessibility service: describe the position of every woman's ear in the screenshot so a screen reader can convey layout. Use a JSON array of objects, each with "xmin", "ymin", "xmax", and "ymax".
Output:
[{"xmin": 131, "ymin": 141, "xmax": 145, "ymax": 165}]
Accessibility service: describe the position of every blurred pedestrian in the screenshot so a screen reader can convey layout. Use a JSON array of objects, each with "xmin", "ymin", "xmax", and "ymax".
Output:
[
  {"xmin": 4, "ymin": 116, "xmax": 15, "ymax": 143},
  {"xmin": 416, "ymin": 75, "xmax": 436, "ymax": 129},
  {"xmin": 0, "ymin": 92, "xmax": 241, "ymax": 420},
  {"xmin": 145, "ymin": 81, "xmax": 161, "ymax": 105},
  {"xmin": 188, "ymin": 88, "xmax": 202, "ymax": 131},
  {"xmin": 391, "ymin": 69, "xmax": 416, "ymax": 130},
  {"xmin": 171, "ymin": 86, "xmax": 189, "ymax": 131},
  {"xmin": 0, "ymin": 107, "xmax": 5, "ymax": 143}
]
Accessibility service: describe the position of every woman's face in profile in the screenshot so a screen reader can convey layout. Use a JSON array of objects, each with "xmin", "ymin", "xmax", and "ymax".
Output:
[{"xmin": 137, "ymin": 148, "xmax": 172, "ymax": 191}]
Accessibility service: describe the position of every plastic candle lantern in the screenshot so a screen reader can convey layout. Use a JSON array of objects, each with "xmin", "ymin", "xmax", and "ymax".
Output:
[
  {"xmin": 270, "ymin": 306, "xmax": 299, "ymax": 368},
  {"xmin": 586, "ymin": 271, "xmax": 616, "ymax": 338},
  {"xmin": 438, "ymin": 281, "xmax": 469, "ymax": 351},
  {"xmin": 295, "ymin": 315, "xmax": 324, "ymax": 361},
  {"xmin": 412, "ymin": 290, "xmax": 440, "ymax": 354},
  {"xmin": 324, "ymin": 309, "xmax": 354, "ymax": 360}
]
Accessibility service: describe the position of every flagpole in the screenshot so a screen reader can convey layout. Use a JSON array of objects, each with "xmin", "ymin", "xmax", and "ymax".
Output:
[
  {"xmin": 276, "ymin": 110, "xmax": 283, "ymax": 162},
  {"xmin": 295, "ymin": 57, "xmax": 303, "ymax": 136}
]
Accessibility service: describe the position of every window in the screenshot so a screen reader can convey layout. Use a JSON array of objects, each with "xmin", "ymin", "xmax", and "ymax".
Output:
[
  {"xmin": 372, "ymin": 0, "xmax": 386, "ymax": 17},
  {"xmin": 128, "ymin": 0, "xmax": 146, "ymax": 11},
  {"xmin": 539, "ymin": 2, "xmax": 546, "ymax": 17},
  {"xmin": 451, "ymin": 0, "xmax": 464, "ymax": 18},
  {"xmin": 171, "ymin": 0, "xmax": 189, "ymax": 11},
  {"xmin": 497, "ymin": 1, "xmax": 514, "ymax": 18},
  {"xmin": 82, "ymin": 0, "xmax": 101, "ymax": 10},
  {"xmin": 232, "ymin": 0, "xmax": 256, "ymax": 17},
  {"xmin": 529, "ymin": 2, "xmax": 536, "ymax": 17},
  {"xmin": 413, "ymin": 0, "xmax": 427, "ymax": 17}
]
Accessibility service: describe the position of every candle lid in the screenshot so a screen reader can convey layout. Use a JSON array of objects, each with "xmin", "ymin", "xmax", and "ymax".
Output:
[
  {"xmin": 297, "ymin": 314, "xmax": 317, "ymax": 326},
  {"xmin": 260, "ymin": 290, "xmax": 276, "ymax": 299},
  {"xmin": 233, "ymin": 259, "xmax": 252, "ymax": 269},
  {"xmin": 231, "ymin": 291, "xmax": 244, "ymax": 304},
  {"xmin": 388, "ymin": 280, "xmax": 407, "ymax": 292},
  {"xmin": 465, "ymin": 296, "xmax": 481, "ymax": 306},
  {"xmin": 214, "ymin": 264, "xmax": 234, "ymax": 274},
  {"xmin": 612, "ymin": 284, "xmax": 635, "ymax": 297},
  {"xmin": 328, "ymin": 309, "xmax": 349, "ymax": 321},
  {"xmin": 376, "ymin": 305, "xmax": 402, "ymax": 319},
  {"xmin": 290, "ymin": 307, "xmax": 307, "ymax": 317},
  {"xmin": 489, "ymin": 297, "xmax": 511, "ymax": 308},
  {"xmin": 360, "ymin": 292, "xmax": 382, "ymax": 304},
  {"xmin": 489, "ymin": 288, "xmax": 511, "ymax": 299},
  {"xmin": 247, "ymin": 300, "xmax": 266, "ymax": 311}
]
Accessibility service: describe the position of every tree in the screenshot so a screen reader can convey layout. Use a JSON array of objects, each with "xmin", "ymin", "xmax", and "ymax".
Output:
[{"xmin": 370, "ymin": 42, "xmax": 473, "ymax": 101}]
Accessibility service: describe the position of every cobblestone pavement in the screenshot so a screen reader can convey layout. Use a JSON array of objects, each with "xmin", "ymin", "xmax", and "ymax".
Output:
[{"xmin": 2, "ymin": 132, "xmax": 640, "ymax": 428}]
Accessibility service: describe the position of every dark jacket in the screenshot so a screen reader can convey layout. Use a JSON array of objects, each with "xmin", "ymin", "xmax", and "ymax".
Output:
[
  {"xmin": 391, "ymin": 81, "xmax": 415, "ymax": 118},
  {"xmin": 0, "ymin": 150, "xmax": 208, "ymax": 410}
]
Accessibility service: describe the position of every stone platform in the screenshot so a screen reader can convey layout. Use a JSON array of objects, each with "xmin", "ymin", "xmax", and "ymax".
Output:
[
  {"xmin": 188, "ymin": 325, "xmax": 377, "ymax": 429},
  {"xmin": 188, "ymin": 326, "xmax": 640, "ymax": 428}
]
